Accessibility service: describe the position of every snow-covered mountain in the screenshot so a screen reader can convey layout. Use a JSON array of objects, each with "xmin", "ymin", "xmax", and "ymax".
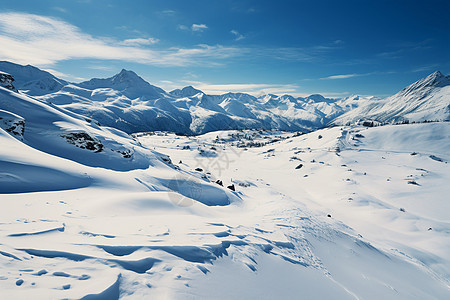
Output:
[
  {"xmin": 170, "ymin": 85, "xmax": 203, "ymax": 98},
  {"xmin": 333, "ymin": 71, "xmax": 450, "ymax": 125},
  {"xmin": 0, "ymin": 62, "xmax": 356, "ymax": 134},
  {"xmin": 1, "ymin": 61, "xmax": 449, "ymax": 136},
  {"xmin": 78, "ymin": 69, "xmax": 169, "ymax": 100},
  {"xmin": 0, "ymin": 61, "xmax": 67, "ymax": 96}
]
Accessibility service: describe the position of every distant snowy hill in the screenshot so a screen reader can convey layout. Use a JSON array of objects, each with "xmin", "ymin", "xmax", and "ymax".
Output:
[
  {"xmin": 333, "ymin": 71, "xmax": 450, "ymax": 125},
  {"xmin": 0, "ymin": 61, "xmax": 67, "ymax": 96},
  {"xmin": 170, "ymin": 85, "xmax": 203, "ymax": 98}
]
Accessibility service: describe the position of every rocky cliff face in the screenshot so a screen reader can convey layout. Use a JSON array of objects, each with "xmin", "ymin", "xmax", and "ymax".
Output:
[{"xmin": 0, "ymin": 71, "xmax": 17, "ymax": 91}]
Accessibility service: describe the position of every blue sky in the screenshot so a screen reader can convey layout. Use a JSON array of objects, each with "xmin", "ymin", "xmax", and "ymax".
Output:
[{"xmin": 0, "ymin": 0, "xmax": 448, "ymax": 97}]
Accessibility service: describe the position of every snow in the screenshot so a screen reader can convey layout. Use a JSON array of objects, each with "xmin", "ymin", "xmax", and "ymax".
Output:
[
  {"xmin": 0, "ymin": 63, "xmax": 449, "ymax": 299},
  {"xmin": 0, "ymin": 61, "xmax": 67, "ymax": 95},
  {"xmin": 8, "ymin": 62, "xmax": 347, "ymax": 134},
  {"xmin": 334, "ymin": 71, "xmax": 450, "ymax": 125}
]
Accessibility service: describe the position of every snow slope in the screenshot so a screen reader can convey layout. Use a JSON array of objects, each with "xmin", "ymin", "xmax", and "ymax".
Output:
[
  {"xmin": 333, "ymin": 71, "xmax": 450, "ymax": 125},
  {"xmin": 0, "ymin": 61, "xmax": 67, "ymax": 96},
  {"xmin": 1, "ymin": 80, "xmax": 448, "ymax": 299}
]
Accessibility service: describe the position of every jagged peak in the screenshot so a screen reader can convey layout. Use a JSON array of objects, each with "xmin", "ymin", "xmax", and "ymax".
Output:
[
  {"xmin": 170, "ymin": 85, "xmax": 203, "ymax": 97},
  {"xmin": 81, "ymin": 68, "xmax": 151, "ymax": 89},
  {"xmin": 399, "ymin": 71, "xmax": 450, "ymax": 96},
  {"xmin": 112, "ymin": 69, "xmax": 144, "ymax": 82},
  {"xmin": 428, "ymin": 70, "xmax": 444, "ymax": 78},
  {"xmin": 419, "ymin": 70, "xmax": 448, "ymax": 84},
  {"xmin": 182, "ymin": 85, "xmax": 202, "ymax": 94},
  {"xmin": 305, "ymin": 94, "xmax": 326, "ymax": 102},
  {"xmin": 117, "ymin": 68, "xmax": 137, "ymax": 76}
]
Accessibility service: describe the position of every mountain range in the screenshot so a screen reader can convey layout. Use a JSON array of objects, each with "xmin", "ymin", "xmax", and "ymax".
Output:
[{"xmin": 0, "ymin": 61, "xmax": 449, "ymax": 135}]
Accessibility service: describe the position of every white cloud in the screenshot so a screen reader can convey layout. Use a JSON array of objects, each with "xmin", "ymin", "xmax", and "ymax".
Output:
[
  {"xmin": 53, "ymin": 7, "xmax": 67, "ymax": 13},
  {"xmin": 178, "ymin": 80, "xmax": 300, "ymax": 96},
  {"xmin": 120, "ymin": 37, "xmax": 159, "ymax": 46},
  {"xmin": 321, "ymin": 71, "xmax": 395, "ymax": 80},
  {"xmin": 230, "ymin": 30, "xmax": 245, "ymax": 41},
  {"xmin": 161, "ymin": 10, "xmax": 176, "ymax": 16},
  {"xmin": 322, "ymin": 74, "xmax": 359, "ymax": 79},
  {"xmin": 154, "ymin": 79, "xmax": 354, "ymax": 98},
  {"xmin": 0, "ymin": 12, "xmax": 241, "ymax": 67},
  {"xmin": 178, "ymin": 23, "xmax": 208, "ymax": 33},
  {"xmin": 191, "ymin": 24, "xmax": 208, "ymax": 32},
  {"xmin": 411, "ymin": 64, "xmax": 439, "ymax": 73},
  {"xmin": 86, "ymin": 65, "xmax": 115, "ymax": 71},
  {"xmin": 42, "ymin": 68, "xmax": 86, "ymax": 81},
  {"xmin": 0, "ymin": 12, "xmax": 346, "ymax": 71}
]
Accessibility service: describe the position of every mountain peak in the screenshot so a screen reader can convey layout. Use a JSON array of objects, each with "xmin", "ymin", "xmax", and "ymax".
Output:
[
  {"xmin": 0, "ymin": 61, "xmax": 66, "ymax": 95},
  {"xmin": 170, "ymin": 85, "xmax": 203, "ymax": 98},
  {"xmin": 113, "ymin": 69, "xmax": 144, "ymax": 82},
  {"xmin": 429, "ymin": 70, "xmax": 444, "ymax": 78},
  {"xmin": 78, "ymin": 69, "xmax": 166, "ymax": 100},
  {"xmin": 182, "ymin": 85, "xmax": 201, "ymax": 93},
  {"xmin": 401, "ymin": 71, "xmax": 450, "ymax": 95},
  {"xmin": 118, "ymin": 68, "xmax": 137, "ymax": 76},
  {"xmin": 422, "ymin": 70, "xmax": 448, "ymax": 84}
]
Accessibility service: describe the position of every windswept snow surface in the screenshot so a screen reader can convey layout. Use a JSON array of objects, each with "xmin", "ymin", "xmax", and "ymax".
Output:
[{"xmin": 0, "ymin": 82, "xmax": 449, "ymax": 299}]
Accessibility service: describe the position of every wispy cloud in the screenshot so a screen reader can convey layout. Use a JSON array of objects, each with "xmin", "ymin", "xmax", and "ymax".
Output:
[
  {"xmin": 160, "ymin": 10, "xmax": 176, "ymax": 16},
  {"xmin": 321, "ymin": 71, "xmax": 396, "ymax": 80},
  {"xmin": 230, "ymin": 30, "xmax": 245, "ymax": 41},
  {"xmin": 411, "ymin": 64, "xmax": 440, "ymax": 73},
  {"xmin": 119, "ymin": 37, "xmax": 159, "ymax": 46},
  {"xmin": 177, "ymin": 80, "xmax": 300, "ymax": 95},
  {"xmin": 191, "ymin": 24, "xmax": 208, "ymax": 32},
  {"xmin": 42, "ymin": 68, "xmax": 86, "ymax": 81},
  {"xmin": 0, "ymin": 12, "xmax": 346, "ymax": 71},
  {"xmin": 52, "ymin": 7, "xmax": 67, "ymax": 13},
  {"xmin": 0, "ymin": 13, "xmax": 241, "ymax": 67},
  {"xmin": 377, "ymin": 39, "xmax": 433, "ymax": 59},
  {"xmin": 85, "ymin": 65, "xmax": 115, "ymax": 71},
  {"xmin": 322, "ymin": 74, "xmax": 360, "ymax": 80},
  {"xmin": 178, "ymin": 23, "xmax": 208, "ymax": 32},
  {"xmin": 157, "ymin": 79, "xmax": 352, "ymax": 98}
]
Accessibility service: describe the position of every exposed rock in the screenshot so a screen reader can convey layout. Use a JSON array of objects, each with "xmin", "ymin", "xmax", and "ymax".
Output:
[
  {"xmin": 0, "ymin": 71, "xmax": 17, "ymax": 91},
  {"xmin": 61, "ymin": 132, "xmax": 104, "ymax": 152},
  {"xmin": 0, "ymin": 109, "xmax": 25, "ymax": 138}
]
